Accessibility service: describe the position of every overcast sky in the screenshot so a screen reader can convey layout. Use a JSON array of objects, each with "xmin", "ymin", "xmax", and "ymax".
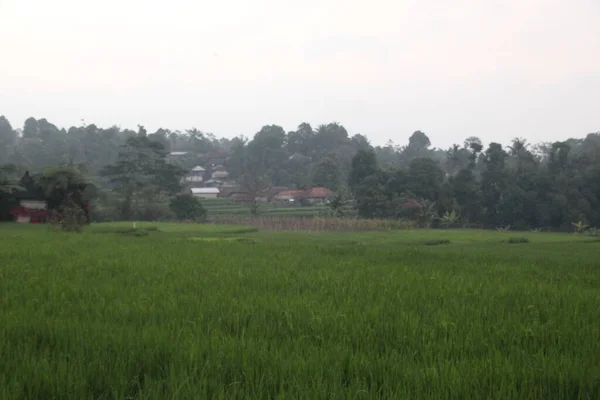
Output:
[{"xmin": 1, "ymin": 0, "xmax": 599, "ymax": 148}]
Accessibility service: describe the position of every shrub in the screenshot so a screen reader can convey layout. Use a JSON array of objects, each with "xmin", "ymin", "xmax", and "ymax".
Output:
[
  {"xmin": 170, "ymin": 194, "xmax": 207, "ymax": 222},
  {"xmin": 136, "ymin": 202, "xmax": 174, "ymax": 221},
  {"xmin": 507, "ymin": 237, "xmax": 530, "ymax": 244},
  {"xmin": 49, "ymin": 202, "xmax": 87, "ymax": 233}
]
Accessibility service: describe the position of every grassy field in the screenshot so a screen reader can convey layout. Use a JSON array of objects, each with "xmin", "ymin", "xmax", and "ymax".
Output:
[{"xmin": 0, "ymin": 222, "xmax": 599, "ymax": 399}]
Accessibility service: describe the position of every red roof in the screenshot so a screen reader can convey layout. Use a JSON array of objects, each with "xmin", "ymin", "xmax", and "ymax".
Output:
[
  {"xmin": 401, "ymin": 199, "xmax": 421, "ymax": 208},
  {"xmin": 277, "ymin": 190, "xmax": 305, "ymax": 198},
  {"xmin": 304, "ymin": 187, "xmax": 333, "ymax": 198}
]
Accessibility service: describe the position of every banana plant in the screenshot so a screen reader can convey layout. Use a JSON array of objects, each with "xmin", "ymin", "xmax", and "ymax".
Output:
[
  {"xmin": 438, "ymin": 210, "xmax": 460, "ymax": 228},
  {"xmin": 572, "ymin": 221, "xmax": 589, "ymax": 233}
]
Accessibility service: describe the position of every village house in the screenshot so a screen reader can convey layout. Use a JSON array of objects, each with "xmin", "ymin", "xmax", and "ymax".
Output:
[
  {"xmin": 211, "ymin": 165, "xmax": 229, "ymax": 180},
  {"xmin": 11, "ymin": 191, "xmax": 49, "ymax": 223},
  {"xmin": 274, "ymin": 187, "xmax": 333, "ymax": 205},
  {"xmin": 183, "ymin": 166, "xmax": 206, "ymax": 184}
]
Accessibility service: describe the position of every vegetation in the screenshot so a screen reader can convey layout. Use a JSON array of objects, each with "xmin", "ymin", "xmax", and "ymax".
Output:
[
  {"xmin": 0, "ymin": 223, "xmax": 598, "ymax": 398},
  {"xmin": 1, "ymin": 115, "xmax": 600, "ymax": 231},
  {"xmin": 507, "ymin": 237, "xmax": 531, "ymax": 244},
  {"xmin": 169, "ymin": 194, "xmax": 207, "ymax": 222}
]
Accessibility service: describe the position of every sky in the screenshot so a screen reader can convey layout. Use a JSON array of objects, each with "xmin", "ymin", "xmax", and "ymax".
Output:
[{"xmin": 0, "ymin": 0, "xmax": 599, "ymax": 148}]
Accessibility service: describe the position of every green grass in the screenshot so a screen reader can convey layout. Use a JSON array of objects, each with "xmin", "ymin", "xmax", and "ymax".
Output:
[{"xmin": 0, "ymin": 222, "xmax": 599, "ymax": 399}]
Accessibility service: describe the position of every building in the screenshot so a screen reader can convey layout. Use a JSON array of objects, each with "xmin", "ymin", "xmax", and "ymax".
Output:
[
  {"xmin": 183, "ymin": 166, "xmax": 205, "ymax": 184},
  {"xmin": 211, "ymin": 165, "xmax": 229, "ymax": 180},
  {"xmin": 10, "ymin": 191, "xmax": 49, "ymax": 223},
  {"xmin": 274, "ymin": 187, "xmax": 333, "ymax": 204},
  {"xmin": 303, "ymin": 187, "xmax": 333, "ymax": 202},
  {"xmin": 190, "ymin": 187, "xmax": 220, "ymax": 198},
  {"xmin": 256, "ymin": 187, "xmax": 289, "ymax": 203}
]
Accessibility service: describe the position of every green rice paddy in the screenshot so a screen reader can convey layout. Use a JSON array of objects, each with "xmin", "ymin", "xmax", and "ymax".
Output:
[{"xmin": 0, "ymin": 222, "xmax": 598, "ymax": 399}]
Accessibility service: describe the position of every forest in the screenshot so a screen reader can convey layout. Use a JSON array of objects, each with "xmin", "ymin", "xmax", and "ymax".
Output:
[{"xmin": 1, "ymin": 115, "xmax": 599, "ymax": 231}]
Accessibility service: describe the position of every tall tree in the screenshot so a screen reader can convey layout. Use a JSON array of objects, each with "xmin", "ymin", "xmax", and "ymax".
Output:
[
  {"xmin": 348, "ymin": 149, "xmax": 378, "ymax": 192},
  {"xmin": 0, "ymin": 116, "xmax": 17, "ymax": 163},
  {"xmin": 312, "ymin": 154, "xmax": 342, "ymax": 190},
  {"xmin": 101, "ymin": 136, "xmax": 184, "ymax": 219}
]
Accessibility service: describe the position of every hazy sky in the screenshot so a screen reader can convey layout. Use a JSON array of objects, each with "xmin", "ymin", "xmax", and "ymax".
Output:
[{"xmin": 1, "ymin": 0, "xmax": 599, "ymax": 148}]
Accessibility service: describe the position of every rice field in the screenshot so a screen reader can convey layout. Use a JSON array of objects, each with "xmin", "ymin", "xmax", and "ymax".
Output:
[
  {"xmin": 200, "ymin": 198, "xmax": 327, "ymax": 217},
  {"xmin": 0, "ymin": 222, "xmax": 599, "ymax": 399}
]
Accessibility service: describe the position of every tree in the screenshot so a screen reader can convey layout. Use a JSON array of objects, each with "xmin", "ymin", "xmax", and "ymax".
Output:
[
  {"xmin": 481, "ymin": 143, "xmax": 508, "ymax": 227},
  {"xmin": 36, "ymin": 165, "xmax": 96, "ymax": 223},
  {"xmin": 22, "ymin": 117, "xmax": 39, "ymax": 139},
  {"xmin": 313, "ymin": 123, "xmax": 349, "ymax": 157},
  {"xmin": 400, "ymin": 131, "xmax": 432, "ymax": 164},
  {"xmin": 0, "ymin": 164, "xmax": 25, "ymax": 221},
  {"xmin": 170, "ymin": 194, "xmax": 207, "ymax": 221},
  {"xmin": 286, "ymin": 123, "xmax": 314, "ymax": 155},
  {"xmin": 464, "ymin": 136, "xmax": 483, "ymax": 170},
  {"xmin": 325, "ymin": 188, "xmax": 354, "ymax": 217},
  {"xmin": 101, "ymin": 136, "xmax": 184, "ymax": 219},
  {"xmin": 407, "ymin": 158, "xmax": 445, "ymax": 202},
  {"xmin": 348, "ymin": 149, "xmax": 378, "ymax": 191},
  {"xmin": 0, "ymin": 116, "xmax": 17, "ymax": 163},
  {"xmin": 312, "ymin": 154, "xmax": 341, "ymax": 190}
]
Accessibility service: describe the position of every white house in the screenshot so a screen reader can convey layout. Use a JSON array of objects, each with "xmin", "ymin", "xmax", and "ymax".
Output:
[
  {"xmin": 211, "ymin": 165, "xmax": 229, "ymax": 180},
  {"xmin": 184, "ymin": 165, "xmax": 205, "ymax": 183},
  {"xmin": 190, "ymin": 187, "xmax": 220, "ymax": 198}
]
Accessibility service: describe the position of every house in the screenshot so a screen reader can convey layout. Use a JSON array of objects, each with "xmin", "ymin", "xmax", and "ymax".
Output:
[
  {"xmin": 183, "ymin": 166, "xmax": 205, "ymax": 184},
  {"xmin": 274, "ymin": 187, "xmax": 333, "ymax": 204},
  {"xmin": 10, "ymin": 191, "xmax": 49, "ymax": 223},
  {"xmin": 303, "ymin": 187, "xmax": 333, "ymax": 202},
  {"xmin": 190, "ymin": 187, "xmax": 220, "ymax": 198},
  {"xmin": 274, "ymin": 190, "xmax": 306, "ymax": 203},
  {"xmin": 220, "ymin": 187, "xmax": 248, "ymax": 198},
  {"xmin": 211, "ymin": 165, "xmax": 229, "ymax": 180},
  {"xmin": 256, "ymin": 187, "xmax": 289, "ymax": 203}
]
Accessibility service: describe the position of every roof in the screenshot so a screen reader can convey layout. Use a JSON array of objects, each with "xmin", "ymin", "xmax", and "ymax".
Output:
[
  {"xmin": 257, "ymin": 186, "xmax": 288, "ymax": 198},
  {"xmin": 169, "ymin": 151, "xmax": 188, "ymax": 156},
  {"xmin": 288, "ymin": 153, "xmax": 310, "ymax": 160},
  {"xmin": 304, "ymin": 187, "xmax": 333, "ymax": 198},
  {"xmin": 190, "ymin": 188, "xmax": 220, "ymax": 194},
  {"xmin": 277, "ymin": 190, "xmax": 305, "ymax": 198},
  {"xmin": 191, "ymin": 165, "xmax": 206, "ymax": 172},
  {"xmin": 276, "ymin": 187, "xmax": 333, "ymax": 199}
]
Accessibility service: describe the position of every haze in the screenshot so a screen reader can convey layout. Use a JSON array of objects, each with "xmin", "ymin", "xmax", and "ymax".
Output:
[{"xmin": 1, "ymin": 0, "xmax": 598, "ymax": 147}]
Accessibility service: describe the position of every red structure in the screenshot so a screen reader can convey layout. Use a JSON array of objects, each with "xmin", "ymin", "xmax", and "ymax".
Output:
[{"xmin": 9, "ymin": 191, "xmax": 91, "ymax": 224}]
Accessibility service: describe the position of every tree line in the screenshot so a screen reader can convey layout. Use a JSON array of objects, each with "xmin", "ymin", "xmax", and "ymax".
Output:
[{"xmin": 1, "ymin": 115, "xmax": 599, "ymax": 230}]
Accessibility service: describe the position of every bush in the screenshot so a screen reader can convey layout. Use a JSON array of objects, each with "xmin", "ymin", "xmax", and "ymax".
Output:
[
  {"xmin": 583, "ymin": 227, "xmax": 600, "ymax": 237},
  {"xmin": 169, "ymin": 194, "xmax": 207, "ymax": 222},
  {"xmin": 49, "ymin": 203, "xmax": 87, "ymax": 233},
  {"xmin": 507, "ymin": 237, "xmax": 530, "ymax": 244},
  {"xmin": 136, "ymin": 202, "xmax": 174, "ymax": 221}
]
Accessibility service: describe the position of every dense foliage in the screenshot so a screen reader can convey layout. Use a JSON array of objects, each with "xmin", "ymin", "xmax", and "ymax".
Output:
[
  {"xmin": 169, "ymin": 194, "xmax": 207, "ymax": 221},
  {"xmin": 1, "ymin": 115, "xmax": 599, "ymax": 230}
]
